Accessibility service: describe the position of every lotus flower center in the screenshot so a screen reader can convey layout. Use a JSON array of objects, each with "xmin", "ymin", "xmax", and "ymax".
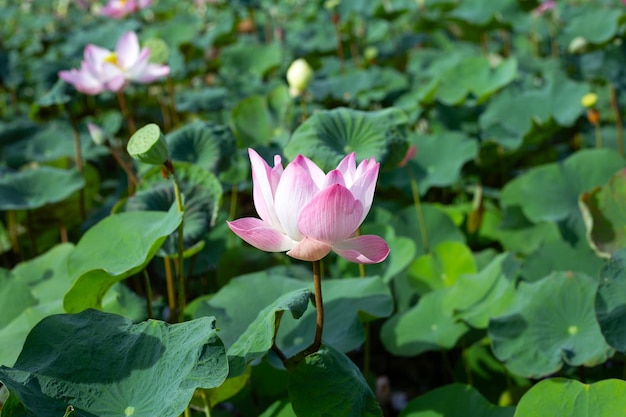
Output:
[{"xmin": 104, "ymin": 52, "xmax": 119, "ymax": 66}]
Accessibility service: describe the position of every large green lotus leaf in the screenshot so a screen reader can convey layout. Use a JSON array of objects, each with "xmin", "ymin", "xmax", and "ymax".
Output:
[
  {"xmin": 484, "ymin": 205, "xmax": 561, "ymax": 256},
  {"xmin": 407, "ymin": 241, "xmax": 476, "ymax": 294},
  {"xmin": 175, "ymin": 87, "xmax": 230, "ymax": 113},
  {"xmin": 310, "ymin": 66, "xmax": 408, "ymax": 107},
  {"xmin": 436, "ymin": 56, "xmax": 518, "ymax": 105},
  {"xmin": 382, "ymin": 235, "xmax": 417, "ymax": 283},
  {"xmin": 500, "ymin": 149, "xmax": 625, "ymax": 230},
  {"xmin": 391, "ymin": 204, "xmax": 466, "ymax": 257},
  {"xmin": 284, "ymin": 107, "xmax": 409, "ymax": 171},
  {"xmin": 64, "ymin": 207, "xmax": 182, "ymax": 313},
  {"xmin": 444, "ymin": 253, "xmax": 520, "ymax": 329},
  {"xmin": 275, "ymin": 276, "xmax": 394, "ymax": 358},
  {"xmin": 141, "ymin": 13, "xmax": 201, "ymax": 47},
  {"xmin": 595, "ymin": 249, "xmax": 626, "ymax": 353},
  {"xmin": 231, "ymin": 86, "xmax": 290, "ymax": 147},
  {"xmin": 381, "ymin": 131, "xmax": 478, "ymax": 196},
  {"xmin": 0, "ymin": 310, "xmax": 227, "ymax": 417},
  {"xmin": 488, "ymin": 272, "xmax": 614, "ymax": 378},
  {"xmin": 228, "ymin": 288, "xmax": 312, "ymax": 377},
  {"xmin": 0, "ymin": 243, "xmax": 74, "ymax": 367},
  {"xmin": 399, "ymin": 383, "xmax": 514, "ymax": 417},
  {"xmin": 288, "ymin": 344, "xmax": 382, "ymax": 417},
  {"xmin": 191, "ymin": 272, "xmax": 308, "ymax": 348},
  {"xmin": 0, "ymin": 167, "xmax": 84, "ymax": 210},
  {"xmin": 563, "ymin": 5, "xmax": 622, "ymax": 45},
  {"xmin": 0, "ymin": 269, "xmax": 35, "ymax": 330},
  {"xmin": 514, "ymin": 378, "xmax": 626, "ymax": 417},
  {"xmin": 165, "ymin": 121, "xmax": 236, "ymax": 173},
  {"xmin": 580, "ymin": 169, "xmax": 626, "ymax": 258},
  {"xmin": 520, "ymin": 239, "xmax": 604, "ymax": 282},
  {"xmin": 449, "ymin": 0, "xmax": 520, "ymax": 26},
  {"xmin": 220, "ymin": 42, "xmax": 282, "ymax": 78},
  {"xmin": 380, "ymin": 288, "xmax": 470, "ymax": 356},
  {"xmin": 126, "ymin": 163, "xmax": 222, "ymax": 257},
  {"xmin": 479, "ymin": 71, "xmax": 589, "ymax": 149}
]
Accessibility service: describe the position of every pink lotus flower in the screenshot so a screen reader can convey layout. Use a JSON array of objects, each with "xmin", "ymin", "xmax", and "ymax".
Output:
[
  {"xmin": 227, "ymin": 149, "xmax": 390, "ymax": 264},
  {"xmin": 59, "ymin": 31, "xmax": 170, "ymax": 95},
  {"xmin": 533, "ymin": 0, "xmax": 555, "ymax": 15},
  {"xmin": 100, "ymin": 0, "xmax": 152, "ymax": 19}
]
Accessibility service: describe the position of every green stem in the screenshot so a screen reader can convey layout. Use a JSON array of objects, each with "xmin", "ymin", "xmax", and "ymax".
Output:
[
  {"xmin": 307, "ymin": 260, "xmax": 324, "ymax": 354},
  {"xmin": 7, "ymin": 210, "xmax": 20, "ymax": 256},
  {"xmin": 594, "ymin": 122, "xmax": 603, "ymax": 149},
  {"xmin": 164, "ymin": 256, "xmax": 176, "ymax": 321},
  {"xmin": 116, "ymin": 90, "xmax": 136, "ymax": 135},
  {"xmin": 65, "ymin": 105, "xmax": 86, "ymax": 220},
  {"xmin": 172, "ymin": 170, "xmax": 186, "ymax": 322},
  {"xmin": 143, "ymin": 269, "xmax": 154, "ymax": 319},
  {"xmin": 408, "ymin": 167, "xmax": 430, "ymax": 253}
]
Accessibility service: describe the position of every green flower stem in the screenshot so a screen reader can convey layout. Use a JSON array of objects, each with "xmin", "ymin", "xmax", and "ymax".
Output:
[
  {"xmin": 610, "ymin": 84, "xmax": 624, "ymax": 156},
  {"xmin": 355, "ymin": 228, "xmax": 371, "ymax": 376},
  {"xmin": 164, "ymin": 256, "xmax": 176, "ymax": 320},
  {"xmin": 408, "ymin": 167, "xmax": 430, "ymax": 253},
  {"xmin": 171, "ymin": 168, "xmax": 186, "ymax": 322},
  {"xmin": 309, "ymin": 260, "xmax": 324, "ymax": 354},
  {"xmin": 7, "ymin": 210, "xmax": 20, "ymax": 257},
  {"xmin": 167, "ymin": 76, "xmax": 180, "ymax": 130},
  {"xmin": 116, "ymin": 90, "xmax": 136, "ymax": 135},
  {"xmin": 594, "ymin": 122, "xmax": 603, "ymax": 149}
]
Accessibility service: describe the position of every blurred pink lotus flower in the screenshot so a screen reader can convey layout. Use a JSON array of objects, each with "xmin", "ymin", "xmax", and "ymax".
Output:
[
  {"xmin": 100, "ymin": 0, "xmax": 152, "ymax": 18},
  {"xmin": 228, "ymin": 149, "xmax": 390, "ymax": 264},
  {"xmin": 59, "ymin": 31, "xmax": 170, "ymax": 95},
  {"xmin": 533, "ymin": 0, "xmax": 555, "ymax": 15}
]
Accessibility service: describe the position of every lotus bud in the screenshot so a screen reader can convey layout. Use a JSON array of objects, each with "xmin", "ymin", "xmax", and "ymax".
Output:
[
  {"xmin": 143, "ymin": 38, "xmax": 170, "ymax": 65},
  {"xmin": 286, "ymin": 58, "xmax": 314, "ymax": 97},
  {"xmin": 568, "ymin": 36, "xmax": 587, "ymax": 54},
  {"xmin": 581, "ymin": 93, "xmax": 598, "ymax": 109},
  {"xmin": 127, "ymin": 123, "xmax": 170, "ymax": 166},
  {"xmin": 87, "ymin": 123, "xmax": 107, "ymax": 146}
]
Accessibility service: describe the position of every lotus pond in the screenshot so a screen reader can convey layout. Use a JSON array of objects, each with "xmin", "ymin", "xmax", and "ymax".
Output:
[{"xmin": 2, "ymin": 0, "xmax": 626, "ymax": 416}]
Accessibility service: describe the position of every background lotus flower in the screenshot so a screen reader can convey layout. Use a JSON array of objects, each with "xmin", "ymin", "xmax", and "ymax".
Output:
[
  {"xmin": 228, "ymin": 149, "xmax": 390, "ymax": 264},
  {"xmin": 100, "ymin": 0, "xmax": 152, "ymax": 19},
  {"xmin": 59, "ymin": 31, "xmax": 170, "ymax": 94}
]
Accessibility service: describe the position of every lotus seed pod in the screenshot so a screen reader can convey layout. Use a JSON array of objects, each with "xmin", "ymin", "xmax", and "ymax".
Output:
[
  {"xmin": 144, "ymin": 38, "xmax": 169, "ymax": 64},
  {"xmin": 286, "ymin": 58, "xmax": 314, "ymax": 97},
  {"xmin": 581, "ymin": 93, "xmax": 598, "ymax": 109},
  {"xmin": 127, "ymin": 123, "xmax": 170, "ymax": 165}
]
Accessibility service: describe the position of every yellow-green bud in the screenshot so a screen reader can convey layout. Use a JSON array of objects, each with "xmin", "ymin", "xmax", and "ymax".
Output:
[
  {"xmin": 286, "ymin": 58, "xmax": 314, "ymax": 97},
  {"xmin": 127, "ymin": 123, "xmax": 170, "ymax": 166},
  {"xmin": 144, "ymin": 38, "xmax": 169, "ymax": 65},
  {"xmin": 581, "ymin": 93, "xmax": 598, "ymax": 108}
]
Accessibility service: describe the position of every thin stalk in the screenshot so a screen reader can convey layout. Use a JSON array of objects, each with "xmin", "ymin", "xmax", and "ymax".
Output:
[
  {"xmin": 199, "ymin": 390, "xmax": 211, "ymax": 417},
  {"xmin": 143, "ymin": 269, "xmax": 154, "ymax": 319},
  {"xmin": 610, "ymin": 84, "xmax": 624, "ymax": 156},
  {"xmin": 167, "ymin": 76, "xmax": 180, "ymax": 129},
  {"xmin": 164, "ymin": 256, "xmax": 176, "ymax": 321},
  {"xmin": 59, "ymin": 220, "xmax": 68, "ymax": 243},
  {"xmin": 106, "ymin": 142, "xmax": 140, "ymax": 190},
  {"xmin": 307, "ymin": 260, "xmax": 324, "ymax": 354},
  {"xmin": 594, "ymin": 122, "xmax": 603, "ymax": 149},
  {"xmin": 407, "ymin": 167, "xmax": 430, "ymax": 253},
  {"xmin": 7, "ymin": 211, "xmax": 20, "ymax": 256},
  {"xmin": 331, "ymin": 12, "xmax": 345, "ymax": 72},
  {"xmin": 172, "ymin": 170, "xmax": 186, "ymax": 322},
  {"xmin": 116, "ymin": 90, "xmax": 136, "ymax": 135}
]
